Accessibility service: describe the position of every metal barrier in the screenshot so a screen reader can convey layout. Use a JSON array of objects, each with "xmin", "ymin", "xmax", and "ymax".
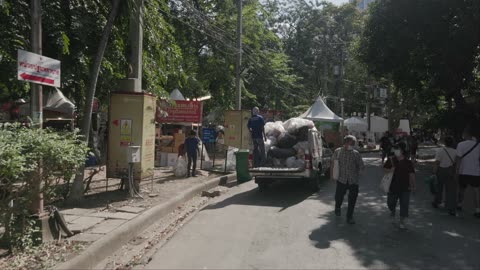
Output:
[{"xmin": 198, "ymin": 142, "xmax": 235, "ymax": 173}]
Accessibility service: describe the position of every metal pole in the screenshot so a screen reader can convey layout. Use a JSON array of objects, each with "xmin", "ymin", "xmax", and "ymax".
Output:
[
  {"xmin": 31, "ymin": 0, "xmax": 43, "ymax": 129},
  {"xmin": 235, "ymin": 0, "xmax": 242, "ymax": 110},
  {"xmin": 31, "ymin": 0, "xmax": 43, "ymax": 216},
  {"xmin": 128, "ymin": 0, "xmax": 144, "ymax": 83},
  {"xmin": 339, "ymin": 47, "xmax": 344, "ymax": 111},
  {"xmin": 366, "ymin": 92, "xmax": 371, "ymax": 132},
  {"xmin": 224, "ymin": 149, "xmax": 228, "ymax": 173},
  {"xmin": 200, "ymin": 141, "xmax": 204, "ymax": 170}
]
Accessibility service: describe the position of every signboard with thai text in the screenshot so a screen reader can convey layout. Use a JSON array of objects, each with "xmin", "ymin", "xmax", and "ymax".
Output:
[
  {"xmin": 17, "ymin": 50, "xmax": 61, "ymax": 87},
  {"xmin": 158, "ymin": 100, "xmax": 203, "ymax": 123}
]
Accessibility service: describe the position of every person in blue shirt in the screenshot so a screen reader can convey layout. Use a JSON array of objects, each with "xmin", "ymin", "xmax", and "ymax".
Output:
[
  {"xmin": 184, "ymin": 130, "xmax": 200, "ymax": 177},
  {"xmin": 247, "ymin": 107, "xmax": 266, "ymax": 167}
]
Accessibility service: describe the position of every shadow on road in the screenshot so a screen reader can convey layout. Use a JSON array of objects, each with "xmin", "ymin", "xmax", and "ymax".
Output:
[
  {"xmin": 204, "ymin": 180, "xmax": 318, "ymax": 212},
  {"xmin": 308, "ymin": 161, "xmax": 480, "ymax": 270}
]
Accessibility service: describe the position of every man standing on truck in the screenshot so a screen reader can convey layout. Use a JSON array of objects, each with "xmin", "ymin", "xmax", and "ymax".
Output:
[
  {"xmin": 331, "ymin": 135, "xmax": 365, "ymax": 224},
  {"xmin": 248, "ymin": 107, "xmax": 266, "ymax": 167}
]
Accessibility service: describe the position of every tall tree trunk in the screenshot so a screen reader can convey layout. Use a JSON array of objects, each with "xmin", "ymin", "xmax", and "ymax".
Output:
[{"xmin": 69, "ymin": 0, "xmax": 121, "ymax": 201}]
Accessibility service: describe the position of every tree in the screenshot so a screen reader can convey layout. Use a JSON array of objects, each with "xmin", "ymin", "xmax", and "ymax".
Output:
[
  {"xmin": 358, "ymin": 0, "xmax": 480, "ymax": 133},
  {"xmin": 69, "ymin": 0, "xmax": 121, "ymax": 201}
]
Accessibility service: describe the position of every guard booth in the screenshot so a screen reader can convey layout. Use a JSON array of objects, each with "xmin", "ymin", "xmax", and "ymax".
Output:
[{"xmin": 107, "ymin": 92, "xmax": 156, "ymax": 181}]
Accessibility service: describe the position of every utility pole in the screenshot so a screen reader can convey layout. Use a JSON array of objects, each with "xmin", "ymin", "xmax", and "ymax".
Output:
[
  {"xmin": 31, "ymin": 0, "xmax": 43, "ymax": 130},
  {"xmin": 128, "ymin": 0, "xmax": 144, "ymax": 86},
  {"xmin": 31, "ymin": 0, "xmax": 43, "ymax": 216},
  {"xmin": 235, "ymin": 0, "xmax": 242, "ymax": 110},
  {"xmin": 366, "ymin": 91, "xmax": 371, "ymax": 131},
  {"xmin": 322, "ymin": 36, "xmax": 328, "ymax": 96}
]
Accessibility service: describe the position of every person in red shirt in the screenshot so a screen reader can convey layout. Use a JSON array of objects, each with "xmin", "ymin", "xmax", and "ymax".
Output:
[{"xmin": 384, "ymin": 142, "xmax": 416, "ymax": 229}]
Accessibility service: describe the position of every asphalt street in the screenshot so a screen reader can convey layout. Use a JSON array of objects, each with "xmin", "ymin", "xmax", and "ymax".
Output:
[{"xmin": 144, "ymin": 153, "xmax": 480, "ymax": 270}]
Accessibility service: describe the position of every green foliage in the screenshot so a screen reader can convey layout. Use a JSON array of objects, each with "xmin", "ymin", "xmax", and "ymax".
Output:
[
  {"xmin": 0, "ymin": 125, "xmax": 88, "ymax": 250},
  {"xmin": 357, "ymin": 0, "xmax": 480, "ymax": 131},
  {"xmin": 283, "ymin": 1, "xmax": 365, "ymax": 114}
]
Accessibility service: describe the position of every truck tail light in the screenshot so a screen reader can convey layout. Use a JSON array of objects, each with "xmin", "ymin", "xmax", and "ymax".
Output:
[
  {"xmin": 305, "ymin": 153, "xmax": 312, "ymax": 170},
  {"xmin": 248, "ymin": 153, "xmax": 253, "ymax": 168}
]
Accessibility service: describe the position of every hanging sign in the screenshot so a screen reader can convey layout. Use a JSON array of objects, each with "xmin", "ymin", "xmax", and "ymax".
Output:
[
  {"xmin": 17, "ymin": 50, "xmax": 61, "ymax": 87},
  {"xmin": 158, "ymin": 100, "xmax": 203, "ymax": 123}
]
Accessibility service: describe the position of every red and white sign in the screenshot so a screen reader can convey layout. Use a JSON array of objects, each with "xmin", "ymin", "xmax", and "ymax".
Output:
[
  {"xmin": 158, "ymin": 100, "xmax": 203, "ymax": 123},
  {"xmin": 17, "ymin": 49, "xmax": 61, "ymax": 87}
]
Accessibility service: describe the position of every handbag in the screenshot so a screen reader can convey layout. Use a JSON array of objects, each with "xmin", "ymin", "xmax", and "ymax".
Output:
[
  {"xmin": 331, "ymin": 149, "xmax": 340, "ymax": 181},
  {"xmin": 443, "ymin": 147, "xmax": 456, "ymax": 176},
  {"xmin": 332, "ymin": 160, "xmax": 339, "ymax": 180},
  {"xmin": 380, "ymin": 172, "xmax": 393, "ymax": 193}
]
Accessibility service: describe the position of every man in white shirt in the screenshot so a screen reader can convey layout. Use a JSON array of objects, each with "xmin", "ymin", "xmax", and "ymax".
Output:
[
  {"xmin": 433, "ymin": 137, "xmax": 457, "ymax": 215},
  {"xmin": 456, "ymin": 127, "xmax": 480, "ymax": 217}
]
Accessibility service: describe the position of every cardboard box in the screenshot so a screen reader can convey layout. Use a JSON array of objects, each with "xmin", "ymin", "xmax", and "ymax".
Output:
[
  {"xmin": 173, "ymin": 133, "xmax": 185, "ymax": 147},
  {"xmin": 167, "ymin": 153, "xmax": 178, "ymax": 167},
  {"xmin": 160, "ymin": 146, "xmax": 175, "ymax": 153}
]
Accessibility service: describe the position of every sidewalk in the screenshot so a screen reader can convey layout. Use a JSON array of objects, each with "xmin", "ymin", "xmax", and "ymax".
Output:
[{"xmin": 0, "ymin": 167, "xmax": 236, "ymax": 270}]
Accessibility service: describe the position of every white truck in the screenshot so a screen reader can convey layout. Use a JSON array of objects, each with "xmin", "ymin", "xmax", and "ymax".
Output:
[{"xmin": 248, "ymin": 129, "xmax": 333, "ymax": 191}]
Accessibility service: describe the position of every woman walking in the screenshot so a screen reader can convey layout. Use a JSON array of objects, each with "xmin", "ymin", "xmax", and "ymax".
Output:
[
  {"xmin": 432, "ymin": 137, "xmax": 457, "ymax": 215},
  {"xmin": 384, "ymin": 143, "xmax": 416, "ymax": 229}
]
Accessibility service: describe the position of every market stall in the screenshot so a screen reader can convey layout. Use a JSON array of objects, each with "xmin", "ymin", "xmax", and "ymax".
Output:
[
  {"xmin": 155, "ymin": 89, "xmax": 209, "ymax": 169},
  {"xmin": 300, "ymin": 96, "xmax": 344, "ymax": 147}
]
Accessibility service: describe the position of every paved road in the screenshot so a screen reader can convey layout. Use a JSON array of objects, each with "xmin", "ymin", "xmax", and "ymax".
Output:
[{"xmin": 144, "ymin": 154, "xmax": 480, "ymax": 269}]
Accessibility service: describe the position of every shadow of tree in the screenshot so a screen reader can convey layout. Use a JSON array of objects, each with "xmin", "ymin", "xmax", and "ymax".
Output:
[
  {"xmin": 308, "ymin": 159, "xmax": 480, "ymax": 270},
  {"xmin": 203, "ymin": 180, "xmax": 319, "ymax": 212}
]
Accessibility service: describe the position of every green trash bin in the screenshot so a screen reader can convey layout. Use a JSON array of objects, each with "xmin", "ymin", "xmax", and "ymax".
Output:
[{"xmin": 235, "ymin": 150, "xmax": 252, "ymax": 183}]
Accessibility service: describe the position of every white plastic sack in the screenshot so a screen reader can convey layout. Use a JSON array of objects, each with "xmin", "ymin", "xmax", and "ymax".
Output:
[
  {"xmin": 380, "ymin": 172, "xmax": 393, "ymax": 193},
  {"xmin": 265, "ymin": 121, "xmax": 286, "ymax": 138},
  {"xmin": 268, "ymin": 136, "xmax": 277, "ymax": 146},
  {"xmin": 286, "ymin": 157, "xmax": 296, "ymax": 167},
  {"xmin": 293, "ymin": 141, "xmax": 309, "ymax": 152},
  {"xmin": 265, "ymin": 139, "xmax": 273, "ymax": 154},
  {"xmin": 202, "ymin": 160, "xmax": 213, "ymax": 170},
  {"xmin": 332, "ymin": 160, "xmax": 339, "ymax": 180},
  {"xmin": 174, "ymin": 156, "xmax": 188, "ymax": 177},
  {"xmin": 273, "ymin": 158, "xmax": 286, "ymax": 167},
  {"xmin": 225, "ymin": 147, "xmax": 238, "ymax": 171},
  {"xmin": 283, "ymin": 118, "xmax": 315, "ymax": 134}
]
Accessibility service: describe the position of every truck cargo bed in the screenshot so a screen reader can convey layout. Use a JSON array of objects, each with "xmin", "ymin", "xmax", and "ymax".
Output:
[{"xmin": 249, "ymin": 167, "xmax": 304, "ymax": 173}]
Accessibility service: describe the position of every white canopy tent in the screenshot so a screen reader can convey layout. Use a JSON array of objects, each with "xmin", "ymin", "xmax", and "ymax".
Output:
[
  {"xmin": 300, "ymin": 96, "xmax": 343, "ymax": 123},
  {"xmin": 398, "ymin": 119, "xmax": 411, "ymax": 134},
  {"xmin": 365, "ymin": 116, "xmax": 389, "ymax": 133},
  {"xmin": 44, "ymin": 88, "xmax": 75, "ymax": 116},
  {"xmin": 344, "ymin": 117, "xmax": 368, "ymax": 132},
  {"xmin": 169, "ymin": 89, "xmax": 185, "ymax": 100}
]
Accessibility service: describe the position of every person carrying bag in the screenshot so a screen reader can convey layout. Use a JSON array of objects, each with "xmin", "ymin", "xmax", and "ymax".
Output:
[
  {"xmin": 432, "ymin": 137, "xmax": 457, "ymax": 215},
  {"xmin": 383, "ymin": 143, "xmax": 416, "ymax": 229},
  {"xmin": 456, "ymin": 126, "xmax": 480, "ymax": 217}
]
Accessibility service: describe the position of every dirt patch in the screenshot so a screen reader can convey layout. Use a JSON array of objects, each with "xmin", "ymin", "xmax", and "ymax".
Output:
[{"xmin": 0, "ymin": 240, "xmax": 85, "ymax": 270}]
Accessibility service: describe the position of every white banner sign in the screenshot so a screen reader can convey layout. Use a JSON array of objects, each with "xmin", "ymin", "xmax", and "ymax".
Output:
[{"xmin": 17, "ymin": 49, "xmax": 61, "ymax": 87}]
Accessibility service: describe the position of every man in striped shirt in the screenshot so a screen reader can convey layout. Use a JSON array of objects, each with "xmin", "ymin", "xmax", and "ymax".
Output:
[{"xmin": 331, "ymin": 135, "xmax": 365, "ymax": 224}]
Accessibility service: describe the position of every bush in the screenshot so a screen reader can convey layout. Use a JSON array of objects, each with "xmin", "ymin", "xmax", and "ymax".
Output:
[{"xmin": 0, "ymin": 124, "xmax": 88, "ymax": 251}]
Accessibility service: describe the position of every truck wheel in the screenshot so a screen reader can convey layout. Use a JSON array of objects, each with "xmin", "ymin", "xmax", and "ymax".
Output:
[
  {"xmin": 258, "ymin": 183, "xmax": 268, "ymax": 192},
  {"xmin": 309, "ymin": 175, "xmax": 320, "ymax": 192}
]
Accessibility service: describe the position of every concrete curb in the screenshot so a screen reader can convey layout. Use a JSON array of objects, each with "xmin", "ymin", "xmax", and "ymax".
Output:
[{"xmin": 55, "ymin": 173, "xmax": 237, "ymax": 270}]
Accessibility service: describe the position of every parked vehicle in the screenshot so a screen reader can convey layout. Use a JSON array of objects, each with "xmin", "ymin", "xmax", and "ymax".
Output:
[{"xmin": 248, "ymin": 129, "xmax": 332, "ymax": 191}]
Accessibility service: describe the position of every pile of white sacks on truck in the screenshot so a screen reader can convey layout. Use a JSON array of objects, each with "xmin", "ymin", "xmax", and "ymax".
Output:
[{"xmin": 264, "ymin": 117, "xmax": 315, "ymax": 168}]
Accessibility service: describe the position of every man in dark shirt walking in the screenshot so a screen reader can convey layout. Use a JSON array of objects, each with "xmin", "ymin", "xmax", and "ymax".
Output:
[
  {"xmin": 247, "ymin": 107, "xmax": 266, "ymax": 167},
  {"xmin": 184, "ymin": 130, "xmax": 200, "ymax": 177},
  {"xmin": 384, "ymin": 143, "xmax": 416, "ymax": 229}
]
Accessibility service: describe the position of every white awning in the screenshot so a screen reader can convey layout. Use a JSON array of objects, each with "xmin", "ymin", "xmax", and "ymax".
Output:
[{"xmin": 300, "ymin": 96, "xmax": 343, "ymax": 123}]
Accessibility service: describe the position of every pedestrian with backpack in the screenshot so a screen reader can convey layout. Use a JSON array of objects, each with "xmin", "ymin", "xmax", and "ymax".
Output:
[
  {"xmin": 456, "ymin": 126, "xmax": 480, "ymax": 217},
  {"xmin": 432, "ymin": 137, "xmax": 457, "ymax": 215}
]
